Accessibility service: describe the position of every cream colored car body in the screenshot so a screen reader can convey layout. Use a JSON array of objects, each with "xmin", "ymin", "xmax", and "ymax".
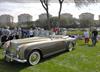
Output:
[{"xmin": 3, "ymin": 35, "xmax": 76, "ymax": 64}]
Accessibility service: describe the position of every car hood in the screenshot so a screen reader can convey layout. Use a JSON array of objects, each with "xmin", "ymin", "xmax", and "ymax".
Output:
[{"xmin": 10, "ymin": 37, "xmax": 51, "ymax": 45}]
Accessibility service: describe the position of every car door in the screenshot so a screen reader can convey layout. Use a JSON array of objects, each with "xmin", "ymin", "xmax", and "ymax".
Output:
[{"xmin": 41, "ymin": 40, "xmax": 66, "ymax": 57}]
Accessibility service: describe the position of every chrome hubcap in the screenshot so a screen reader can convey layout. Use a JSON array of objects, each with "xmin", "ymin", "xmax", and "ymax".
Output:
[{"xmin": 29, "ymin": 52, "xmax": 40, "ymax": 65}]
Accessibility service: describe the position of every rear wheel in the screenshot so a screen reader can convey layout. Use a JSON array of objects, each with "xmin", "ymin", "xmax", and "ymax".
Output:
[
  {"xmin": 68, "ymin": 42, "xmax": 74, "ymax": 52},
  {"xmin": 28, "ymin": 51, "xmax": 41, "ymax": 65}
]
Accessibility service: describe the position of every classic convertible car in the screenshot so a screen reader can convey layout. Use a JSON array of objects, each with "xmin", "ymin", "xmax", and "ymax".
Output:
[{"xmin": 3, "ymin": 35, "xmax": 76, "ymax": 65}]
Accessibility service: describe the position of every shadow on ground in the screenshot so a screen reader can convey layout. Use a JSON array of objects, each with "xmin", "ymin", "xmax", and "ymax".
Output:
[
  {"xmin": 0, "ymin": 59, "xmax": 29, "ymax": 72},
  {"xmin": 0, "ymin": 50, "xmax": 67, "ymax": 72}
]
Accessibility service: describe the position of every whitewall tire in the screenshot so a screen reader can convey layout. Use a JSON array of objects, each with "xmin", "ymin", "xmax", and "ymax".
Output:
[
  {"xmin": 68, "ymin": 42, "xmax": 74, "ymax": 52},
  {"xmin": 28, "ymin": 51, "xmax": 41, "ymax": 65}
]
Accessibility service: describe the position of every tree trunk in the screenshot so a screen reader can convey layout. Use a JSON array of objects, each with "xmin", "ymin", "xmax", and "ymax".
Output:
[
  {"xmin": 46, "ymin": 10, "xmax": 51, "ymax": 30},
  {"xmin": 58, "ymin": 3, "xmax": 62, "ymax": 27},
  {"xmin": 39, "ymin": 0, "xmax": 51, "ymax": 30}
]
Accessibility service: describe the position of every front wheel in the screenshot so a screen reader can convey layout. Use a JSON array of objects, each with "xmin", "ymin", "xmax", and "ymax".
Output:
[
  {"xmin": 4, "ymin": 56, "xmax": 11, "ymax": 62},
  {"xmin": 28, "ymin": 51, "xmax": 41, "ymax": 66}
]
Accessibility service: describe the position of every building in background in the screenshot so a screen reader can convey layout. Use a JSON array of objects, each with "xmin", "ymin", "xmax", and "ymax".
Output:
[
  {"xmin": 79, "ymin": 13, "xmax": 94, "ymax": 20},
  {"xmin": 98, "ymin": 15, "xmax": 100, "ymax": 22},
  {"xmin": 18, "ymin": 14, "xmax": 32, "ymax": 27},
  {"xmin": 79, "ymin": 13, "xmax": 94, "ymax": 28},
  {"xmin": 39, "ymin": 13, "xmax": 52, "ymax": 21},
  {"xmin": 60, "ymin": 13, "xmax": 73, "ymax": 27},
  {"xmin": 18, "ymin": 14, "xmax": 32, "ymax": 23},
  {"xmin": 61, "ymin": 13, "xmax": 73, "ymax": 19},
  {"xmin": 0, "ymin": 14, "xmax": 14, "ymax": 27},
  {"xmin": 98, "ymin": 15, "xmax": 100, "ymax": 26}
]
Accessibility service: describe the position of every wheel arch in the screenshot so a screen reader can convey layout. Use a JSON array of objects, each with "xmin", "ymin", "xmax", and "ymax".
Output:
[
  {"xmin": 24, "ymin": 49, "xmax": 43, "ymax": 60},
  {"xmin": 66, "ymin": 41, "xmax": 75, "ymax": 51}
]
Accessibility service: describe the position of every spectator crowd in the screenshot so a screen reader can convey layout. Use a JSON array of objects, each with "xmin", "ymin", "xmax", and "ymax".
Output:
[{"xmin": 0, "ymin": 27, "xmax": 68, "ymax": 47}]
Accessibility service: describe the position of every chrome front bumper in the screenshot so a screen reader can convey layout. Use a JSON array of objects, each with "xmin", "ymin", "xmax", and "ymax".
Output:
[{"xmin": 4, "ymin": 51, "xmax": 27, "ymax": 63}]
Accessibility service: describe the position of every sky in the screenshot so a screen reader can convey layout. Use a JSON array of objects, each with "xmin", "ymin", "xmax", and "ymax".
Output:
[
  {"xmin": 0, "ymin": 0, "xmax": 100, "ymax": 3},
  {"xmin": 0, "ymin": 1, "xmax": 100, "ymax": 22}
]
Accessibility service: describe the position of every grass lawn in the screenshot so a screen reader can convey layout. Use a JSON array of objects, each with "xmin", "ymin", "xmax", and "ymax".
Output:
[
  {"xmin": 0, "ymin": 40, "xmax": 100, "ymax": 72},
  {"xmin": 67, "ymin": 30, "xmax": 100, "ymax": 35}
]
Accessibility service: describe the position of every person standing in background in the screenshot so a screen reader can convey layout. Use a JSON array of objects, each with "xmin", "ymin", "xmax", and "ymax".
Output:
[
  {"xmin": 91, "ymin": 28, "xmax": 98, "ymax": 46},
  {"xmin": 84, "ymin": 30, "xmax": 90, "ymax": 44},
  {"xmin": 29, "ymin": 28, "xmax": 34, "ymax": 37}
]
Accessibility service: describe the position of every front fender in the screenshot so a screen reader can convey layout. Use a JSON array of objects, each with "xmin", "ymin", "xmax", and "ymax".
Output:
[{"xmin": 24, "ymin": 47, "xmax": 42, "ymax": 60}]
